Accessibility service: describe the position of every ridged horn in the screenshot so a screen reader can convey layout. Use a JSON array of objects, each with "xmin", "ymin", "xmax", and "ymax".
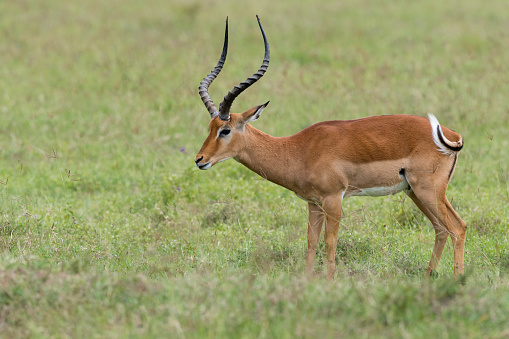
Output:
[
  {"xmin": 217, "ymin": 15, "xmax": 270, "ymax": 121},
  {"xmin": 198, "ymin": 17, "xmax": 228, "ymax": 119}
]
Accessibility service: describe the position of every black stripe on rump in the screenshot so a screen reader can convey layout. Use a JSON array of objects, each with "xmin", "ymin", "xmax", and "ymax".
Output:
[
  {"xmin": 437, "ymin": 125, "xmax": 463, "ymax": 152},
  {"xmin": 448, "ymin": 154, "xmax": 458, "ymax": 181}
]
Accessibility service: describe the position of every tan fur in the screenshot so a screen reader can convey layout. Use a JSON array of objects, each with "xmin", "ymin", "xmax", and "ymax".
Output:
[{"xmin": 196, "ymin": 110, "xmax": 466, "ymax": 280}]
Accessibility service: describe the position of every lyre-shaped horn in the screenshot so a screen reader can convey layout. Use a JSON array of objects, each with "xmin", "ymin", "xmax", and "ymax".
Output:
[{"xmin": 198, "ymin": 16, "xmax": 270, "ymax": 121}]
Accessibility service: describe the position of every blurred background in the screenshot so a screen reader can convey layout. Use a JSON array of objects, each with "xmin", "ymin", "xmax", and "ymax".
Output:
[{"xmin": 0, "ymin": 0, "xmax": 508, "ymax": 336}]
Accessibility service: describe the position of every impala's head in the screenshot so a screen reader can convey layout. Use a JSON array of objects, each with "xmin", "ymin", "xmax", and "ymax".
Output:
[
  {"xmin": 195, "ymin": 15, "xmax": 270, "ymax": 170},
  {"xmin": 195, "ymin": 102, "xmax": 269, "ymax": 170}
]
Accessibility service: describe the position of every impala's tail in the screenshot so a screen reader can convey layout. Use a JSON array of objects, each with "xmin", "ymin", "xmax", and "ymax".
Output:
[{"xmin": 428, "ymin": 114, "xmax": 463, "ymax": 157}]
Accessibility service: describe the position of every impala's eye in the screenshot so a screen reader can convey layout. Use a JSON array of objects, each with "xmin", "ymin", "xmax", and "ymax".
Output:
[{"xmin": 219, "ymin": 129, "xmax": 231, "ymax": 137}]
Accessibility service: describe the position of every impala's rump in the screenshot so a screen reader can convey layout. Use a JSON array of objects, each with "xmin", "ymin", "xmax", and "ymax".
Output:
[{"xmin": 428, "ymin": 113, "xmax": 463, "ymax": 156}]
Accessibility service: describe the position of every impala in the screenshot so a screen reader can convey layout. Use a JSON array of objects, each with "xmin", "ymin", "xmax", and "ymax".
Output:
[{"xmin": 195, "ymin": 16, "xmax": 466, "ymax": 280}]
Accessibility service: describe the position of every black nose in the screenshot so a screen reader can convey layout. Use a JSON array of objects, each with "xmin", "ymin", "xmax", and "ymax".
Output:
[{"xmin": 195, "ymin": 156, "xmax": 203, "ymax": 164}]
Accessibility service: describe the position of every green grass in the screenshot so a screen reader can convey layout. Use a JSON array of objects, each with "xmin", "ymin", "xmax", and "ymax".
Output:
[{"xmin": 1, "ymin": 0, "xmax": 509, "ymax": 337}]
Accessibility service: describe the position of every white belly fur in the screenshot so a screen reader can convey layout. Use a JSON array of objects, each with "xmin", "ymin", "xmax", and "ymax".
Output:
[{"xmin": 346, "ymin": 180, "xmax": 408, "ymax": 198}]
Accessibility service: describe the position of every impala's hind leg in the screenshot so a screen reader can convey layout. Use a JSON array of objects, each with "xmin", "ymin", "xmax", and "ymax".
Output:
[
  {"xmin": 442, "ymin": 198, "xmax": 467, "ymax": 277},
  {"xmin": 406, "ymin": 182, "xmax": 466, "ymax": 278},
  {"xmin": 406, "ymin": 190, "xmax": 448, "ymax": 277},
  {"xmin": 306, "ymin": 202, "xmax": 324, "ymax": 277}
]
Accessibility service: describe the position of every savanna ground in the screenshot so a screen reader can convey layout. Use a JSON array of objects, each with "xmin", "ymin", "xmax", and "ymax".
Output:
[{"xmin": 1, "ymin": 0, "xmax": 509, "ymax": 337}]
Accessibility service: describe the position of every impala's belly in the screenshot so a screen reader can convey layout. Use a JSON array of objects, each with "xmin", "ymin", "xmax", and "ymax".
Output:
[
  {"xmin": 340, "ymin": 160, "xmax": 410, "ymax": 199},
  {"xmin": 345, "ymin": 180, "xmax": 408, "ymax": 198}
]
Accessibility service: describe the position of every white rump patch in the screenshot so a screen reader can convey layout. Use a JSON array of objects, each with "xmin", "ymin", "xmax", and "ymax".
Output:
[{"xmin": 428, "ymin": 113, "xmax": 457, "ymax": 157}]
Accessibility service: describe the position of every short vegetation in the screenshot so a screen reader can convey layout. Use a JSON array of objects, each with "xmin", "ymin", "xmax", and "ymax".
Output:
[{"xmin": 1, "ymin": 0, "xmax": 508, "ymax": 337}]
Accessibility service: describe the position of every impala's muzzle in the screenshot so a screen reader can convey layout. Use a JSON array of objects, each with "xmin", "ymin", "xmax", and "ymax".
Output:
[{"xmin": 195, "ymin": 156, "xmax": 212, "ymax": 170}]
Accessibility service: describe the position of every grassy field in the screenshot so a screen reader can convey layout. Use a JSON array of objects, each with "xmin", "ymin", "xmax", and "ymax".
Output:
[{"xmin": 1, "ymin": 0, "xmax": 509, "ymax": 337}]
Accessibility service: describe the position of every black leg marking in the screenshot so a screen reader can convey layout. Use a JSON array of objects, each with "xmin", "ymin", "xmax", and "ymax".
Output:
[
  {"xmin": 399, "ymin": 168, "xmax": 412, "ymax": 191},
  {"xmin": 430, "ymin": 269, "xmax": 439, "ymax": 279}
]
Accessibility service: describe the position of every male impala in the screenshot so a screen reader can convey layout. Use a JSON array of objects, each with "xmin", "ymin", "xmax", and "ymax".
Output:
[{"xmin": 195, "ymin": 16, "xmax": 466, "ymax": 280}]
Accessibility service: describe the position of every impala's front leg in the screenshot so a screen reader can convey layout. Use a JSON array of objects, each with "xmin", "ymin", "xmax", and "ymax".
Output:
[
  {"xmin": 323, "ymin": 195, "xmax": 343, "ymax": 280},
  {"xmin": 306, "ymin": 202, "xmax": 324, "ymax": 277}
]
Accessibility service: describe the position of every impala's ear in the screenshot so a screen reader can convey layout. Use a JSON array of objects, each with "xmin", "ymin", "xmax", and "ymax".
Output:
[{"xmin": 241, "ymin": 101, "xmax": 269, "ymax": 124}]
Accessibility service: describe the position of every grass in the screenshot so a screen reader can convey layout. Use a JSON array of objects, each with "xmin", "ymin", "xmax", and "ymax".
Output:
[
  {"xmin": 1, "ymin": 0, "xmax": 509, "ymax": 337},
  {"xmin": 3, "ymin": 266, "xmax": 509, "ymax": 338}
]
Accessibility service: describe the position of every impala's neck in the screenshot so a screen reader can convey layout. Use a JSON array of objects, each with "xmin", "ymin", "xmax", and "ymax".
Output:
[{"xmin": 235, "ymin": 124, "xmax": 297, "ymax": 191}]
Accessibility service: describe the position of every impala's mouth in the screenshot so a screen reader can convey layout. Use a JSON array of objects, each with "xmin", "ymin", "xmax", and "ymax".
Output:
[
  {"xmin": 197, "ymin": 162, "xmax": 212, "ymax": 170},
  {"xmin": 195, "ymin": 156, "xmax": 212, "ymax": 170}
]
